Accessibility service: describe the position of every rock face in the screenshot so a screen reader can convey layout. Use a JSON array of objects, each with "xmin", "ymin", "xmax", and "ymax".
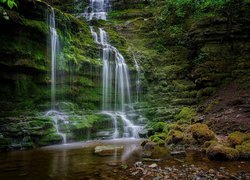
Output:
[
  {"xmin": 94, "ymin": 145, "xmax": 124, "ymax": 156},
  {"xmin": 106, "ymin": 0, "xmax": 250, "ymax": 136},
  {"xmin": 0, "ymin": 0, "xmax": 103, "ymax": 150}
]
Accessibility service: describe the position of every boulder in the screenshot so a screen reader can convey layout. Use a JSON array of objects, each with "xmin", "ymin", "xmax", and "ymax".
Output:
[{"xmin": 206, "ymin": 144, "xmax": 239, "ymax": 161}]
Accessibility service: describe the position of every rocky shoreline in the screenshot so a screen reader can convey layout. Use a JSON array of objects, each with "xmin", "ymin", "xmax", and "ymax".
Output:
[{"xmin": 124, "ymin": 162, "xmax": 250, "ymax": 180}]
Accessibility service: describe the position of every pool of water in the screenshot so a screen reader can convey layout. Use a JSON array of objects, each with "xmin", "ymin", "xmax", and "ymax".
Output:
[{"xmin": 0, "ymin": 139, "xmax": 249, "ymax": 179}]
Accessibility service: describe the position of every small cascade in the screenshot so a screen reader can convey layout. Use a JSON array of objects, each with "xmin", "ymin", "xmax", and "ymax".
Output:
[
  {"xmin": 47, "ymin": 8, "xmax": 67, "ymax": 144},
  {"xmin": 87, "ymin": 2, "xmax": 144, "ymax": 139},
  {"xmin": 84, "ymin": 0, "xmax": 110, "ymax": 20},
  {"xmin": 45, "ymin": 110, "xmax": 68, "ymax": 144}
]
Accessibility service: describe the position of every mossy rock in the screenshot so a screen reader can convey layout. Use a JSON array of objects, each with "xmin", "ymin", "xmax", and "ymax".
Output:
[
  {"xmin": 206, "ymin": 143, "xmax": 239, "ymax": 161},
  {"xmin": 203, "ymin": 140, "xmax": 218, "ymax": 148},
  {"xmin": 166, "ymin": 130, "xmax": 184, "ymax": 144},
  {"xmin": 236, "ymin": 140, "xmax": 250, "ymax": 159},
  {"xmin": 148, "ymin": 122, "xmax": 168, "ymax": 133},
  {"xmin": 163, "ymin": 123, "xmax": 183, "ymax": 133},
  {"xmin": 189, "ymin": 123, "xmax": 215, "ymax": 144},
  {"xmin": 38, "ymin": 133, "xmax": 63, "ymax": 146},
  {"xmin": 228, "ymin": 131, "xmax": 250, "ymax": 147},
  {"xmin": 175, "ymin": 107, "xmax": 197, "ymax": 123}
]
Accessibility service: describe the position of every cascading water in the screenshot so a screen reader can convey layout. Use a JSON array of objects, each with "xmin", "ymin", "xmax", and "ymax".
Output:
[
  {"xmin": 84, "ymin": 0, "xmax": 110, "ymax": 20},
  {"xmin": 85, "ymin": 0, "xmax": 144, "ymax": 139},
  {"xmin": 46, "ymin": 8, "xmax": 67, "ymax": 144}
]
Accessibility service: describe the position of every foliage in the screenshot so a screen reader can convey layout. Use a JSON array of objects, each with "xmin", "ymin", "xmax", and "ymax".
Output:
[
  {"xmin": 0, "ymin": 0, "xmax": 17, "ymax": 9},
  {"xmin": 175, "ymin": 107, "xmax": 196, "ymax": 123}
]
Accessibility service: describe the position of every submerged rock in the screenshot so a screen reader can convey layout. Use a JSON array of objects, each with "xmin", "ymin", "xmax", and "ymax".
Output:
[{"xmin": 94, "ymin": 145, "xmax": 124, "ymax": 156}]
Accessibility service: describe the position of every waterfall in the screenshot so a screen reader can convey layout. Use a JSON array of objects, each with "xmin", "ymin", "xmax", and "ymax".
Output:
[
  {"xmin": 46, "ymin": 8, "xmax": 67, "ymax": 144},
  {"xmin": 50, "ymin": 8, "xmax": 59, "ymax": 110},
  {"xmin": 84, "ymin": 0, "xmax": 110, "ymax": 20},
  {"xmin": 86, "ymin": 1, "xmax": 143, "ymax": 139}
]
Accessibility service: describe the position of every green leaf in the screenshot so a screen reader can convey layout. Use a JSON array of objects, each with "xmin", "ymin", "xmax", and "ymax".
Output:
[
  {"xmin": 7, "ymin": 0, "xmax": 16, "ymax": 9},
  {"xmin": 7, "ymin": 0, "xmax": 14, "ymax": 8}
]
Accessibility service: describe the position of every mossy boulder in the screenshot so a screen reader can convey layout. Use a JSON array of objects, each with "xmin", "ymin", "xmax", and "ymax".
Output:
[
  {"xmin": 189, "ymin": 123, "xmax": 215, "ymax": 144},
  {"xmin": 206, "ymin": 143, "xmax": 239, "ymax": 161},
  {"xmin": 166, "ymin": 130, "xmax": 184, "ymax": 144},
  {"xmin": 236, "ymin": 140, "xmax": 250, "ymax": 159},
  {"xmin": 228, "ymin": 131, "xmax": 250, "ymax": 147}
]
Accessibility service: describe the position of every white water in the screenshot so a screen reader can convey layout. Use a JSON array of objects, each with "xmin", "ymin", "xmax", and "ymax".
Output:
[
  {"xmin": 50, "ymin": 8, "xmax": 59, "ymax": 110},
  {"xmin": 86, "ymin": 1, "xmax": 144, "ymax": 139},
  {"xmin": 47, "ymin": 8, "xmax": 67, "ymax": 144},
  {"xmin": 83, "ymin": 0, "xmax": 110, "ymax": 20}
]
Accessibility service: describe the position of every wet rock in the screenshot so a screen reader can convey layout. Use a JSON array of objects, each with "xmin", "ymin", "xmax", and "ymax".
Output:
[
  {"xmin": 142, "ymin": 150, "xmax": 152, "ymax": 158},
  {"xmin": 142, "ymin": 158, "xmax": 160, "ymax": 162},
  {"xmin": 206, "ymin": 144, "xmax": 239, "ymax": 160},
  {"xmin": 148, "ymin": 163, "xmax": 158, "ymax": 168},
  {"xmin": 134, "ymin": 161, "xmax": 143, "ymax": 167},
  {"xmin": 138, "ymin": 129, "xmax": 148, "ymax": 138},
  {"xmin": 94, "ymin": 145, "xmax": 123, "ymax": 156},
  {"xmin": 144, "ymin": 141, "xmax": 157, "ymax": 151},
  {"xmin": 170, "ymin": 150, "xmax": 186, "ymax": 156}
]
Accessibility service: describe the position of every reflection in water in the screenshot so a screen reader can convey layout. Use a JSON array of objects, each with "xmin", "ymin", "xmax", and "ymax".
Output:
[{"xmin": 0, "ymin": 139, "xmax": 249, "ymax": 179}]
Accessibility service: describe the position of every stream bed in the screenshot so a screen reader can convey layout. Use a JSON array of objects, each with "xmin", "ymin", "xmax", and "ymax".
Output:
[{"xmin": 0, "ymin": 139, "xmax": 249, "ymax": 179}]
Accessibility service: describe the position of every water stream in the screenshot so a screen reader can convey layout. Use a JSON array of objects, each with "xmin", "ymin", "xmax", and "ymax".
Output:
[
  {"xmin": 47, "ymin": 8, "xmax": 67, "ymax": 144},
  {"xmin": 85, "ymin": 0, "xmax": 144, "ymax": 139}
]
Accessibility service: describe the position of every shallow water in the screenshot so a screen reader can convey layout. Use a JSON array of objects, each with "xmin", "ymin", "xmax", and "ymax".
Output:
[{"xmin": 0, "ymin": 139, "xmax": 249, "ymax": 179}]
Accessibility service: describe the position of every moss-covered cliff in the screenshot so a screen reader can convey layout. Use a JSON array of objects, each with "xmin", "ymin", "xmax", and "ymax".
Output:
[{"xmin": 0, "ymin": 0, "xmax": 249, "ymax": 151}]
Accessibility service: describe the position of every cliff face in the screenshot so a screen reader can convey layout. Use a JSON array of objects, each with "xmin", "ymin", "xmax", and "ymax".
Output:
[
  {"xmin": 104, "ymin": 0, "xmax": 250, "ymax": 132},
  {"xmin": 0, "ymin": 0, "xmax": 249, "ymax": 150},
  {"xmin": 0, "ymin": 0, "xmax": 105, "ymax": 150}
]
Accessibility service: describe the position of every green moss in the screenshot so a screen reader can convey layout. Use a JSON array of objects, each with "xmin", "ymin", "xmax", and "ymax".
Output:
[
  {"xmin": 189, "ymin": 123, "xmax": 215, "ymax": 144},
  {"xmin": 228, "ymin": 131, "xmax": 250, "ymax": 146},
  {"xmin": 163, "ymin": 123, "xmax": 183, "ymax": 133},
  {"xmin": 20, "ymin": 17, "xmax": 49, "ymax": 35},
  {"xmin": 150, "ymin": 135, "xmax": 165, "ymax": 146},
  {"xmin": 175, "ymin": 107, "xmax": 196, "ymax": 123},
  {"xmin": 203, "ymin": 140, "xmax": 218, "ymax": 148},
  {"xmin": 166, "ymin": 130, "xmax": 184, "ymax": 144},
  {"xmin": 236, "ymin": 140, "xmax": 250, "ymax": 159},
  {"xmin": 38, "ymin": 133, "xmax": 63, "ymax": 146},
  {"xmin": 148, "ymin": 122, "xmax": 168, "ymax": 133},
  {"xmin": 204, "ymin": 99, "xmax": 219, "ymax": 113},
  {"xmin": 206, "ymin": 143, "xmax": 239, "ymax": 161}
]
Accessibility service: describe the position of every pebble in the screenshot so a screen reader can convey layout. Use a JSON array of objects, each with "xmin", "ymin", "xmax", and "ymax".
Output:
[
  {"xmin": 126, "ymin": 162, "xmax": 250, "ymax": 179},
  {"xmin": 148, "ymin": 163, "xmax": 158, "ymax": 168}
]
